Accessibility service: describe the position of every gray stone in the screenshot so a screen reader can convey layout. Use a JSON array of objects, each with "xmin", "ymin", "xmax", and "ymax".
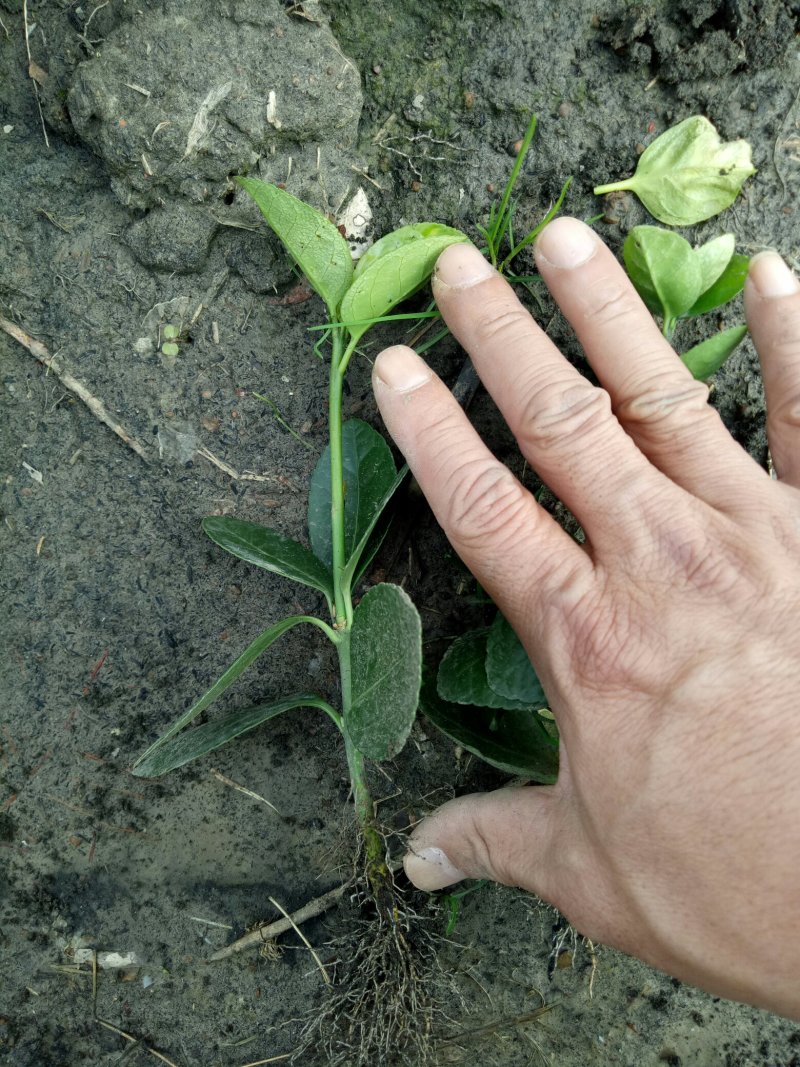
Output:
[{"xmin": 67, "ymin": 0, "xmax": 363, "ymax": 211}]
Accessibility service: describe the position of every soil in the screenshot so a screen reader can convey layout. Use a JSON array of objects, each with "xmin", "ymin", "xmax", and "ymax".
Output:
[{"xmin": 2, "ymin": 1, "xmax": 799, "ymax": 1064}]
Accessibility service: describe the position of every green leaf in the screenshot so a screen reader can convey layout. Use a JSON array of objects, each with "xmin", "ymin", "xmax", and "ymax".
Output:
[
  {"xmin": 437, "ymin": 629, "xmax": 535, "ymax": 711},
  {"xmin": 623, "ymin": 227, "xmax": 702, "ymax": 325},
  {"xmin": 340, "ymin": 229, "xmax": 470, "ymax": 343},
  {"xmin": 202, "ymin": 517, "xmax": 334, "ymax": 604},
  {"xmin": 486, "ymin": 613, "xmax": 547, "ymax": 708},
  {"xmin": 594, "ymin": 115, "xmax": 755, "ymax": 226},
  {"xmin": 681, "ymin": 324, "xmax": 748, "ymax": 380},
  {"xmin": 691, "ymin": 234, "xmax": 736, "ymax": 296},
  {"xmin": 354, "ymin": 223, "xmax": 466, "ymax": 278},
  {"xmin": 308, "ymin": 419, "xmax": 397, "ymax": 571},
  {"xmin": 687, "ymin": 253, "xmax": 749, "ymax": 317},
  {"xmin": 236, "ymin": 177, "xmax": 353, "ymax": 317},
  {"xmin": 347, "ymin": 583, "xmax": 422, "ymax": 760},
  {"xmin": 420, "ymin": 674, "xmax": 558, "ymax": 783},
  {"xmin": 133, "ymin": 694, "xmax": 335, "ymax": 777},
  {"xmin": 342, "ymin": 465, "xmax": 409, "ymax": 589},
  {"xmin": 132, "ymin": 615, "xmax": 330, "ymax": 774}
]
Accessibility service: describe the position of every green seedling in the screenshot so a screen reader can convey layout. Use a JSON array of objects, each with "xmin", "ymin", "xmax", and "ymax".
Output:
[
  {"xmin": 594, "ymin": 115, "xmax": 755, "ymax": 226},
  {"xmin": 134, "ymin": 179, "xmax": 469, "ymax": 904},
  {"xmin": 160, "ymin": 322, "xmax": 180, "ymax": 358},
  {"xmin": 624, "ymin": 225, "xmax": 749, "ymax": 377}
]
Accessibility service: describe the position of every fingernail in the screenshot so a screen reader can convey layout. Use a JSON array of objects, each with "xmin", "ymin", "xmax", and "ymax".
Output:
[
  {"xmin": 434, "ymin": 242, "xmax": 495, "ymax": 289},
  {"xmin": 748, "ymin": 250, "xmax": 800, "ymax": 299},
  {"xmin": 404, "ymin": 846, "xmax": 466, "ymax": 891},
  {"xmin": 534, "ymin": 216, "xmax": 599, "ymax": 269},
  {"xmin": 373, "ymin": 345, "xmax": 433, "ymax": 393}
]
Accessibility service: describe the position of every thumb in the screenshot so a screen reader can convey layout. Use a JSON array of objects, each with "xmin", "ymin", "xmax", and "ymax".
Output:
[{"xmin": 404, "ymin": 786, "xmax": 566, "ymax": 896}]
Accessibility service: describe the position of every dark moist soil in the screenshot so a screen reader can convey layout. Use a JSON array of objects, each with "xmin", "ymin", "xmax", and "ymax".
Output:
[{"xmin": 2, "ymin": 1, "xmax": 800, "ymax": 1064}]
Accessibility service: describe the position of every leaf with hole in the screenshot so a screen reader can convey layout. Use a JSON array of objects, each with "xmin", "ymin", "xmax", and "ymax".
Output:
[
  {"xmin": 437, "ymin": 629, "xmax": 536, "ymax": 711},
  {"xmin": 486, "ymin": 613, "xmax": 548, "ymax": 708},
  {"xmin": 133, "ymin": 694, "xmax": 336, "ymax": 776},
  {"xmin": 420, "ymin": 674, "xmax": 558, "ymax": 782},
  {"xmin": 236, "ymin": 177, "xmax": 353, "ymax": 317},
  {"xmin": 307, "ymin": 419, "xmax": 397, "ymax": 572},
  {"xmin": 681, "ymin": 324, "xmax": 748, "ymax": 380},
  {"xmin": 340, "ymin": 229, "xmax": 470, "ymax": 343},
  {"xmin": 133, "ymin": 615, "xmax": 329, "ymax": 774},
  {"xmin": 202, "ymin": 517, "xmax": 334, "ymax": 604},
  {"xmin": 594, "ymin": 115, "xmax": 755, "ymax": 226},
  {"xmin": 346, "ymin": 583, "xmax": 422, "ymax": 760}
]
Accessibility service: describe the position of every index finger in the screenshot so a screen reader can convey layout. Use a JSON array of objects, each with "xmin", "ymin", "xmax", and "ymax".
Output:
[{"xmin": 371, "ymin": 344, "xmax": 594, "ymax": 638}]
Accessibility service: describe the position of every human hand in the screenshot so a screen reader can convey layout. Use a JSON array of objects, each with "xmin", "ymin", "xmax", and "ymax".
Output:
[{"xmin": 371, "ymin": 218, "xmax": 800, "ymax": 1019}]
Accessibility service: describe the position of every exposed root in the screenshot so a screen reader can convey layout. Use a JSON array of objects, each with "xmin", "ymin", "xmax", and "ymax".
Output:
[{"xmin": 289, "ymin": 886, "xmax": 451, "ymax": 1067}]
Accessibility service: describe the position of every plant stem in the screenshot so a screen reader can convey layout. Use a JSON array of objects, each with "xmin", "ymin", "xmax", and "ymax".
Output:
[
  {"xmin": 593, "ymin": 179, "xmax": 631, "ymax": 196},
  {"xmin": 328, "ymin": 329, "xmax": 349, "ymax": 629}
]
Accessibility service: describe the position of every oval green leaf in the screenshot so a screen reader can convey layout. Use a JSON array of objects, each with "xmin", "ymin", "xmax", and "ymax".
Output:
[
  {"xmin": 347, "ymin": 583, "xmax": 422, "ymax": 760},
  {"xmin": 681, "ymin": 324, "xmax": 748, "ymax": 380},
  {"xmin": 594, "ymin": 115, "xmax": 755, "ymax": 226},
  {"xmin": 438, "ymin": 629, "xmax": 535, "ymax": 711},
  {"xmin": 420, "ymin": 674, "xmax": 558, "ymax": 783},
  {"xmin": 307, "ymin": 419, "xmax": 397, "ymax": 570},
  {"xmin": 202, "ymin": 516, "xmax": 334, "ymax": 603},
  {"xmin": 340, "ymin": 231, "xmax": 470, "ymax": 343},
  {"xmin": 624, "ymin": 226, "xmax": 702, "ymax": 326},
  {"xmin": 687, "ymin": 253, "xmax": 749, "ymax": 318},
  {"xmin": 133, "ymin": 694, "xmax": 335, "ymax": 777},
  {"xmin": 486, "ymin": 613, "xmax": 547, "ymax": 708},
  {"xmin": 354, "ymin": 222, "xmax": 466, "ymax": 279},
  {"xmin": 236, "ymin": 177, "xmax": 353, "ymax": 317},
  {"xmin": 342, "ymin": 464, "xmax": 409, "ymax": 589}
]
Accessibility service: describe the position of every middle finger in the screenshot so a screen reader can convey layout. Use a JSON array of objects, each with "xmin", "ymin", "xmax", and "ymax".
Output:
[{"xmin": 432, "ymin": 241, "xmax": 675, "ymax": 553}]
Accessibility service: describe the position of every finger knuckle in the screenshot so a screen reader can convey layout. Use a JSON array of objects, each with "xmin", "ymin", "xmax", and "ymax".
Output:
[
  {"xmin": 471, "ymin": 297, "xmax": 533, "ymax": 352},
  {"xmin": 517, "ymin": 379, "xmax": 613, "ymax": 453},
  {"xmin": 444, "ymin": 460, "xmax": 530, "ymax": 552},
  {"xmin": 584, "ymin": 278, "xmax": 642, "ymax": 329},
  {"xmin": 617, "ymin": 373, "xmax": 712, "ymax": 434}
]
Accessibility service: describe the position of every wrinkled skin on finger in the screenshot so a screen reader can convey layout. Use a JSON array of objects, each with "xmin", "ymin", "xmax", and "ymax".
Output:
[{"xmin": 372, "ymin": 222, "xmax": 800, "ymax": 1020}]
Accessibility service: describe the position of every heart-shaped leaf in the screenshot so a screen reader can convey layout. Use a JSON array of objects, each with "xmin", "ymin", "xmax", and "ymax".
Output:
[
  {"xmin": 420, "ymin": 674, "xmax": 558, "ymax": 783},
  {"xmin": 236, "ymin": 177, "xmax": 353, "ymax": 317},
  {"xmin": 308, "ymin": 419, "xmax": 397, "ymax": 571},
  {"xmin": 202, "ymin": 517, "xmax": 334, "ymax": 604},
  {"xmin": 133, "ymin": 694, "xmax": 335, "ymax": 777},
  {"xmin": 347, "ymin": 583, "xmax": 422, "ymax": 760},
  {"xmin": 340, "ymin": 229, "xmax": 470, "ymax": 343},
  {"xmin": 681, "ymin": 324, "xmax": 748, "ymax": 380},
  {"xmin": 437, "ymin": 629, "xmax": 535, "ymax": 711},
  {"xmin": 594, "ymin": 116, "xmax": 755, "ymax": 226},
  {"xmin": 486, "ymin": 613, "xmax": 547, "ymax": 708}
]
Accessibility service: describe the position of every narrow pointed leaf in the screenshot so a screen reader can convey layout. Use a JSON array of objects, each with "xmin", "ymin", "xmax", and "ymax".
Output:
[
  {"xmin": 347, "ymin": 583, "xmax": 422, "ymax": 760},
  {"xmin": 687, "ymin": 253, "xmax": 749, "ymax": 317},
  {"xmin": 202, "ymin": 517, "xmax": 334, "ymax": 602},
  {"xmin": 340, "ymin": 230, "xmax": 470, "ymax": 343},
  {"xmin": 133, "ymin": 615, "xmax": 328, "ymax": 773},
  {"xmin": 437, "ymin": 629, "xmax": 536, "ymax": 711},
  {"xmin": 594, "ymin": 116, "xmax": 755, "ymax": 226},
  {"xmin": 133, "ymin": 694, "xmax": 335, "ymax": 777},
  {"xmin": 623, "ymin": 227, "xmax": 702, "ymax": 323},
  {"xmin": 342, "ymin": 464, "xmax": 409, "ymax": 589},
  {"xmin": 681, "ymin": 324, "xmax": 748, "ymax": 380},
  {"xmin": 486, "ymin": 613, "xmax": 548, "ymax": 708},
  {"xmin": 236, "ymin": 177, "xmax": 353, "ymax": 316},
  {"xmin": 308, "ymin": 419, "xmax": 397, "ymax": 570},
  {"xmin": 420, "ymin": 674, "xmax": 558, "ymax": 783}
]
